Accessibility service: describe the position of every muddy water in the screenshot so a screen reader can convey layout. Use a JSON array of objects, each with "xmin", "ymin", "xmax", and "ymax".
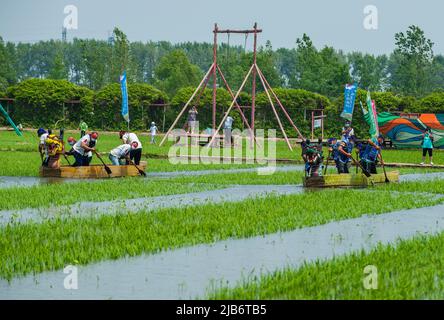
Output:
[
  {"xmin": 1, "ymin": 169, "xmax": 443, "ymax": 226},
  {"xmin": 146, "ymin": 165, "xmax": 305, "ymax": 179},
  {"xmin": 0, "ymin": 176, "xmax": 95, "ymax": 189},
  {"xmin": 0, "ymin": 184, "xmax": 304, "ymax": 226},
  {"xmin": 399, "ymin": 171, "xmax": 444, "ymax": 182},
  {"xmin": 0, "ymin": 165, "xmax": 304, "ymax": 189},
  {"xmin": 1, "ymin": 203, "xmax": 444, "ymax": 299}
]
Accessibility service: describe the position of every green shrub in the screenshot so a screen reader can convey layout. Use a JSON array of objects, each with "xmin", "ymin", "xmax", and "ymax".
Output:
[
  {"xmin": 415, "ymin": 92, "xmax": 444, "ymax": 113},
  {"xmin": 93, "ymin": 83, "xmax": 168, "ymax": 130},
  {"xmin": 6, "ymin": 79, "xmax": 93, "ymax": 128}
]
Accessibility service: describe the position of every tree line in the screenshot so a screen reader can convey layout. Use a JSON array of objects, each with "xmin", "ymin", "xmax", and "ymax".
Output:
[
  {"xmin": 2, "ymin": 25, "xmax": 444, "ymax": 139},
  {"xmin": 1, "ymin": 25, "xmax": 444, "ymax": 99}
]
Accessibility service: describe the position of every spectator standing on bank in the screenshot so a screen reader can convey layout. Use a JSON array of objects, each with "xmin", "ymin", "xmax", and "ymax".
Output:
[
  {"xmin": 187, "ymin": 107, "xmax": 198, "ymax": 134},
  {"xmin": 420, "ymin": 128, "xmax": 434, "ymax": 165},
  {"xmin": 79, "ymin": 120, "xmax": 88, "ymax": 138},
  {"xmin": 149, "ymin": 122, "xmax": 158, "ymax": 144},
  {"xmin": 223, "ymin": 115, "xmax": 234, "ymax": 146}
]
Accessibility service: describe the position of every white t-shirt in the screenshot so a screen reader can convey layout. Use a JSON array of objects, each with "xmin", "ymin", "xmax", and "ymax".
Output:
[
  {"xmin": 150, "ymin": 126, "xmax": 157, "ymax": 136},
  {"xmin": 73, "ymin": 134, "xmax": 91, "ymax": 156},
  {"xmin": 39, "ymin": 133, "xmax": 48, "ymax": 145},
  {"xmin": 40, "ymin": 133, "xmax": 49, "ymax": 156},
  {"xmin": 122, "ymin": 132, "xmax": 142, "ymax": 149},
  {"xmin": 110, "ymin": 144, "xmax": 132, "ymax": 158}
]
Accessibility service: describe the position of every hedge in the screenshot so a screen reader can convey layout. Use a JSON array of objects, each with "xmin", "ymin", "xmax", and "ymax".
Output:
[
  {"xmin": 4, "ymin": 78, "xmax": 444, "ymax": 137},
  {"xmin": 5, "ymin": 79, "xmax": 93, "ymax": 128},
  {"xmin": 93, "ymin": 83, "xmax": 168, "ymax": 130}
]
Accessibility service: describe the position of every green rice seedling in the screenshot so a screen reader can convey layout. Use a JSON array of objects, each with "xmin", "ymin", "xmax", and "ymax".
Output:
[
  {"xmin": 208, "ymin": 232, "xmax": 444, "ymax": 299},
  {"xmin": 0, "ymin": 189, "xmax": 440, "ymax": 280}
]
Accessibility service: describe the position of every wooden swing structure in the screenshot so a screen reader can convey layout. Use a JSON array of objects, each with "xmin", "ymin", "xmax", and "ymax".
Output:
[{"xmin": 159, "ymin": 23, "xmax": 304, "ymax": 150}]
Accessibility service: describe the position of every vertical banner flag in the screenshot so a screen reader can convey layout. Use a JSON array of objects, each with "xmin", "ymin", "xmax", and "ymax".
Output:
[
  {"xmin": 0, "ymin": 103, "xmax": 22, "ymax": 137},
  {"xmin": 340, "ymin": 83, "xmax": 358, "ymax": 121},
  {"xmin": 366, "ymin": 90, "xmax": 379, "ymax": 138},
  {"xmin": 120, "ymin": 71, "xmax": 129, "ymax": 123}
]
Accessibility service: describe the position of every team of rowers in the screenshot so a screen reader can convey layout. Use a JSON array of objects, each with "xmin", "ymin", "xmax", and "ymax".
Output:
[
  {"xmin": 302, "ymin": 121, "xmax": 384, "ymax": 177},
  {"xmin": 37, "ymin": 128, "xmax": 143, "ymax": 169}
]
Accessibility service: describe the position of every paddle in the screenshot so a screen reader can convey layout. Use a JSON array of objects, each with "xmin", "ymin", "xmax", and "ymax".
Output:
[
  {"xmin": 39, "ymin": 150, "xmax": 44, "ymax": 166},
  {"xmin": 350, "ymin": 155, "xmax": 371, "ymax": 177},
  {"xmin": 94, "ymin": 150, "xmax": 112, "ymax": 175},
  {"xmin": 63, "ymin": 153, "xmax": 71, "ymax": 166},
  {"xmin": 379, "ymin": 151, "xmax": 389, "ymax": 183},
  {"xmin": 127, "ymin": 158, "xmax": 147, "ymax": 177},
  {"xmin": 323, "ymin": 150, "xmax": 331, "ymax": 176},
  {"xmin": 355, "ymin": 150, "xmax": 359, "ymax": 174}
]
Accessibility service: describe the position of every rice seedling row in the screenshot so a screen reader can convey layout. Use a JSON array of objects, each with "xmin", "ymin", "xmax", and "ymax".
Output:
[{"xmin": 0, "ymin": 188, "xmax": 440, "ymax": 280}]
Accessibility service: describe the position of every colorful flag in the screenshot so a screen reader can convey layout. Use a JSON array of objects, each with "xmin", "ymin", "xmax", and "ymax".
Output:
[
  {"xmin": 0, "ymin": 103, "xmax": 22, "ymax": 136},
  {"xmin": 340, "ymin": 83, "xmax": 358, "ymax": 121},
  {"xmin": 366, "ymin": 91, "xmax": 379, "ymax": 138},
  {"xmin": 120, "ymin": 71, "xmax": 129, "ymax": 123}
]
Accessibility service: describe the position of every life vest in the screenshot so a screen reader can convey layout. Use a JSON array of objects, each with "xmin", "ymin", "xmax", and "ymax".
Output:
[
  {"xmin": 337, "ymin": 141, "xmax": 351, "ymax": 163},
  {"xmin": 331, "ymin": 142, "xmax": 340, "ymax": 161},
  {"xmin": 45, "ymin": 134, "xmax": 64, "ymax": 156},
  {"xmin": 362, "ymin": 142, "xmax": 380, "ymax": 163}
]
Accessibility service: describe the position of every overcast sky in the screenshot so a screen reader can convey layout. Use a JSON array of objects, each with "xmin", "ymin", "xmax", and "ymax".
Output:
[{"xmin": 1, "ymin": 0, "xmax": 443, "ymax": 55}]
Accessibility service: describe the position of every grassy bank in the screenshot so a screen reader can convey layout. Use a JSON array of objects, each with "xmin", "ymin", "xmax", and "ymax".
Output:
[{"xmin": 2, "ymin": 130, "xmax": 443, "ymax": 165}]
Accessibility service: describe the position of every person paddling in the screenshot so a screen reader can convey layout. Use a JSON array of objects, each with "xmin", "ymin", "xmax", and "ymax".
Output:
[
  {"xmin": 119, "ymin": 131, "xmax": 143, "ymax": 165},
  {"xmin": 360, "ymin": 135, "xmax": 384, "ymax": 174},
  {"xmin": 37, "ymin": 128, "xmax": 49, "ymax": 166},
  {"xmin": 109, "ymin": 144, "xmax": 132, "ymax": 166},
  {"xmin": 72, "ymin": 132, "xmax": 99, "ymax": 166},
  {"xmin": 336, "ymin": 139, "xmax": 352, "ymax": 174},
  {"xmin": 44, "ymin": 133, "xmax": 64, "ymax": 169}
]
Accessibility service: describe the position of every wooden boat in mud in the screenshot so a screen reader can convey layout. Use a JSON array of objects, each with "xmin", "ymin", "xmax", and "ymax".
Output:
[
  {"xmin": 303, "ymin": 170, "xmax": 399, "ymax": 188},
  {"xmin": 39, "ymin": 161, "xmax": 147, "ymax": 179}
]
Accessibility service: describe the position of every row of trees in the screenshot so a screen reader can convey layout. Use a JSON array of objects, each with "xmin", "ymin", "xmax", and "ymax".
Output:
[
  {"xmin": 3, "ymin": 78, "xmax": 444, "ymax": 139},
  {"xmin": 1, "ymin": 26, "xmax": 444, "ymax": 99}
]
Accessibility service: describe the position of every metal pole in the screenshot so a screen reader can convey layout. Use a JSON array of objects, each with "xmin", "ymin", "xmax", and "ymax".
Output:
[
  {"xmin": 207, "ymin": 64, "xmax": 255, "ymax": 148},
  {"xmin": 216, "ymin": 64, "xmax": 260, "ymax": 146},
  {"xmin": 257, "ymin": 65, "xmax": 293, "ymax": 151},
  {"xmin": 159, "ymin": 63, "xmax": 215, "ymax": 146},
  {"xmin": 256, "ymin": 65, "xmax": 305, "ymax": 140},
  {"xmin": 321, "ymin": 110, "xmax": 324, "ymax": 140},
  {"xmin": 212, "ymin": 23, "xmax": 218, "ymax": 130},
  {"xmin": 251, "ymin": 23, "xmax": 258, "ymax": 132},
  {"xmin": 311, "ymin": 111, "xmax": 314, "ymax": 140},
  {"xmin": 163, "ymin": 105, "xmax": 166, "ymax": 132}
]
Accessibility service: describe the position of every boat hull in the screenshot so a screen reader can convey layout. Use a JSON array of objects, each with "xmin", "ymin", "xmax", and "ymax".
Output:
[
  {"xmin": 39, "ymin": 161, "xmax": 147, "ymax": 179},
  {"xmin": 302, "ymin": 170, "xmax": 399, "ymax": 188}
]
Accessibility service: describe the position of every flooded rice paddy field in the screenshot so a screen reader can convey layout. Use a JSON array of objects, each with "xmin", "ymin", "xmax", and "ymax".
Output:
[{"xmin": 1, "ymin": 165, "xmax": 444, "ymax": 299}]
